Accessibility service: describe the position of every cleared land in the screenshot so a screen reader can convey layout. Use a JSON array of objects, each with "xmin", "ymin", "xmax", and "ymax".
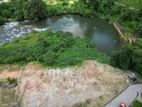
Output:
[{"xmin": 0, "ymin": 60, "xmax": 130, "ymax": 107}]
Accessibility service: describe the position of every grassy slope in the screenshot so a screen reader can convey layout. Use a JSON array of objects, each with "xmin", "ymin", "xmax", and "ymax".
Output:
[{"xmin": 16, "ymin": 60, "xmax": 128, "ymax": 107}]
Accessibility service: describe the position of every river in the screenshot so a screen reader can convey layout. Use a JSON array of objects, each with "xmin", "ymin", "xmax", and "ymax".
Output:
[
  {"xmin": 0, "ymin": 15, "xmax": 123, "ymax": 55},
  {"xmin": 0, "ymin": 15, "xmax": 123, "ymax": 106}
]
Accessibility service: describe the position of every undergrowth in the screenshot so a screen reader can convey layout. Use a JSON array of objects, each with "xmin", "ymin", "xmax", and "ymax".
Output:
[{"xmin": 0, "ymin": 31, "xmax": 110, "ymax": 67}]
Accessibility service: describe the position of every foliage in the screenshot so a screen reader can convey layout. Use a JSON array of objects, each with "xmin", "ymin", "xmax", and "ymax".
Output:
[
  {"xmin": 24, "ymin": 0, "xmax": 47, "ymax": 21},
  {"xmin": 132, "ymin": 100, "xmax": 142, "ymax": 107},
  {"xmin": 73, "ymin": 99, "xmax": 92, "ymax": 107},
  {"xmin": 43, "ymin": 0, "xmax": 142, "ymax": 36},
  {"xmin": 118, "ymin": 46, "xmax": 133, "ymax": 69},
  {"xmin": 0, "ymin": 0, "xmax": 47, "ymax": 22},
  {"xmin": 136, "ymin": 24, "xmax": 142, "ymax": 37},
  {"xmin": 79, "ymin": 0, "xmax": 142, "ymax": 35},
  {"xmin": 0, "ymin": 16, "xmax": 7, "ymax": 25},
  {"xmin": 45, "ymin": 0, "xmax": 94, "ymax": 17},
  {"xmin": 0, "ymin": 31, "xmax": 109, "ymax": 67},
  {"xmin": 1, "ymin": 0, "xmax": 141, "ymax": 36},
  {"xmin": 135, "ymin": 39, "xmax": 142, "ymax": 48},
  {"xmin": 79, "ymin": 0, "xmax": 114, "ymax": 13},
  {"xmin": 0, "ymin": 2, "xmax": 11, "ymax": 18},
  {"xmin": 111, "ymin": 39, "xmax": 142, "ymax": 74},
  {"xmin": 6, "ymin": 77, "xmax": 17, "ymax": 84}
]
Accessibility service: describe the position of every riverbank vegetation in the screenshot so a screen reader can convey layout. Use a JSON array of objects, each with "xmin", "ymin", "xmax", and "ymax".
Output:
[
  {"xmin": 0, "ymin": 0, "xmax": 142, "ymax": 37},
  {"xmin": 0, "ymin": 0, "xmax": 47, "ymax": 23},
  {"xmin": 0, "ymin": 31, "xmax": 109, "ymax": 67},
  {"xmin": 44, "ymin": 0, "xmax": 142, "ymax": 38},
  {"xmin": 133, "ymin": 100, "xmax": 142, "ymax": 107},
  {"xmin": 0, "ymin": 0, "xmax": 142, "ymax": 73},
  {"xmin": 111, "ymin": 39, "xmax": 142, "ymax": 74},
  {"xmin": 78, "ymin": 0, "xmax": 142, "ymax": 37}
]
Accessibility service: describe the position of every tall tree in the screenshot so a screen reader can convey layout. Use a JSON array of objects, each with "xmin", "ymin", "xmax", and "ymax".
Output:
[{"xmin": 24, "ymin": 0, "xmax": 47, "ymax": 22}]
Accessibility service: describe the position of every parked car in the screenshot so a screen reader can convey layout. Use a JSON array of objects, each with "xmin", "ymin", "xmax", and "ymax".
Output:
[{"xmin": 119, "ymin": 103, "xmax": 126, "ymax": 107}]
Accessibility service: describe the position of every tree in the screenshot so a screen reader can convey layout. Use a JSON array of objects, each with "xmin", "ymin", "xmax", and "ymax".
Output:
[
  {"xmin": 79, "ymin": 0, "xmax": 115, "ymax": 12},
  {"xmin": 0, "ymin": 0, "xmax": 47, "ymax": 22},
  {"xmin": 24, "ymin": 0, "xmax": 47, "ymax": 22}
]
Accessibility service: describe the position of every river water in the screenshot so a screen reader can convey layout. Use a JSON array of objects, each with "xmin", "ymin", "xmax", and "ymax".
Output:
[
  {"xmin": 33, "ymin": 15, "xmax": 123, "ymax": 55},
  {"xmin": 0, "ymin": 15, "xmax": 123, "ymax": 55}
]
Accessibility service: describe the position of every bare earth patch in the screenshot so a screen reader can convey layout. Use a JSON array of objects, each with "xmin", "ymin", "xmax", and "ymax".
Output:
[{"xmin": 10, "ymin": 60, "xmax": 129, "ymax": 107}]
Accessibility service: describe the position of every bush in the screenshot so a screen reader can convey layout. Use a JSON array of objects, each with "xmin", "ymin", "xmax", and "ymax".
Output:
[
  {"xmin": 24, "ymin": 0, "xmax": 47, "ymax": 22},
  {"xmin": 0, "ymin": 31, "xmax": 109, "ymax": 67},
  {"xmin": 0, "ymin": 16, "xmax": 7, "ymax": 25},
  {"xmin": 118, "ymin": 46, "xmax": 133, "ymax": 70},
  {"xmin": 135, "ymin": 39, "xmax": 142, "ymax": 48},
  {"xmin": 133, "ymin": 100, "xmax": 142, "ymax": 107},
  {"xmin": 110, "ymin": 52, "xmax": 120, "ymax": 67},
  {"xmin": 111, "ymin": 39, "xmax": 142, "ymax": 74},
  {"xmin": 6, "ymin": 77, "xmax": 17, "ymax": 84},
  {"xmin": 0, "ymin": 2, "xmax": 11, "ymax": 18},
  {"xmin": 136, "ymin": 25, "xmax": 142, "ymax": 37},
  {"xmin": 131, "ymin": 49, "xmax": 142, "ymax": 73},
  {"xmin": 0, "ymin": 0, "xmax": 47, "ymax": 22}
]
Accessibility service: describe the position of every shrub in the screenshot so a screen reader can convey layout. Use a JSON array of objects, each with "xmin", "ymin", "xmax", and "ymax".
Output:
[
  {"xmin": 132, "ymin": 100, "xmax": 142, "ymax": 107},
  {"xmin": 0, "ymin": 16, "xmax": 7, "ymax": 25},
  {"xmin": 24, "ymin": 0, "xmax": 47, "ymax": 22},
  {"xmin": 118, "ymin": 46, "xmax": 133, "ymax": 70},
  {"xmin": 0, "ymin": 31, "xmax": 109, "ymax": 67},
  {"xmin": 111, "ymin": 39, "xmax": 142, "ymax": 74},
  {"xmin": 6, "ymin": 77, "xmax": 17, "ymax": 84},
  {"xmin": 110, "ymin": 52, "xmax": 120, "ymax": 67},
  {"xmin": 0, "ymin": 0, "xmax": 47, "ymax": 22},
  {"xmin": 131, "ymin": 49, "xmax": 142, "ymax": 73}
]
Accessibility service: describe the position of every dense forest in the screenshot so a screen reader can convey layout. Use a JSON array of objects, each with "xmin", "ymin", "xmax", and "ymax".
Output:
[
  {"xmin": 0, "ymin": 0, "xmax": 47, "ymax": 23},
  {"xmin": 0, "ymin": 0, "xmax": 142, "ymax": 74}
]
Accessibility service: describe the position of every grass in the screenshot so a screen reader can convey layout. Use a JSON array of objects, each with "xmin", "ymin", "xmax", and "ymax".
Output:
[{"xmin": 0, "ymin": 64, "xmax": 21, "ymax": 72}]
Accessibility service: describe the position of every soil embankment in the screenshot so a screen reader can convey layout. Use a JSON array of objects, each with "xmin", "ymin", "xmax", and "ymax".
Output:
[
  {"xmin": 1, "ymin": 61, "xmax": 129, "ymax": 107},
  {"xmin": 0, "ymin": 61, "xmax": 129, "ymax": 107}
]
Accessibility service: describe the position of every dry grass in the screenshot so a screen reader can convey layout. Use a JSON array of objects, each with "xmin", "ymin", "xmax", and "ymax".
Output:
[
  {"xmin": 15, "ymin": 60, "xmax": 129, "ymax": 107},
  {"xmin": 0, "ymin": 60, "xmax": 129, "ymax": 107},
  {"xmin": 0, "ymin": 63, "xmax": 44, "ymax": 80},
  {"xmin": 0, "ymin": 64, "xmax": 20, "ymax": 72}
]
